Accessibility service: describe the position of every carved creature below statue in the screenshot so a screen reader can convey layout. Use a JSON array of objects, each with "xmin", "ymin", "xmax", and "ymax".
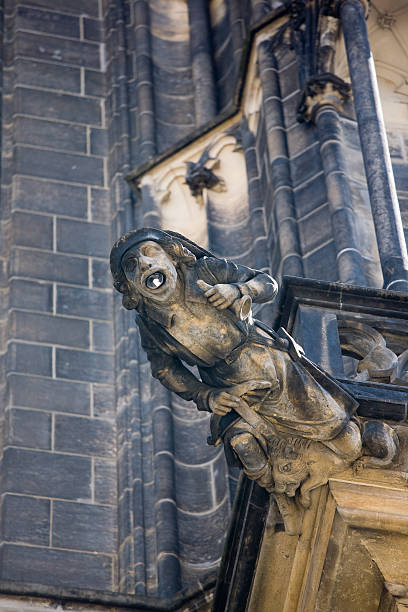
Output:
[{"xmin": 110, "ymin": 228, "xmax": 398, "ymax": 535}]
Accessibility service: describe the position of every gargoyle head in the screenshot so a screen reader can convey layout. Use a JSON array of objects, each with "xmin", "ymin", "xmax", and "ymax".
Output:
[
  {"xmin": 272, "ymin": 445, "xmax": 309, "ymax": 497},
  {"xmin": 110, "ymin": 228, "xmax": 212, "ymax": 310}
]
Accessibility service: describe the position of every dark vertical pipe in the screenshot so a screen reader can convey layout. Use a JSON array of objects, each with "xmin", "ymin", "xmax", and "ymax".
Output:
[
  {"xmin": 315, "ymin": 105, "xmax": 368, "ymax": 284},
  {"xmin": 258, "ymin": 40, "xmax": 304, "ymax": 277},
  {"xmin": 340, "ymin": 0, "xmax": 408, "ymax": 291},
  {"xmin": 134, "ymin": 0, "xmax": 156, "ymax": 160},
  {"xmin": 187, "ymin": 0, "xmax": 217, "ymax": 126},
  {"xmin": 117, "ymin": 0, "xmax": 134, "ymax": 233}
]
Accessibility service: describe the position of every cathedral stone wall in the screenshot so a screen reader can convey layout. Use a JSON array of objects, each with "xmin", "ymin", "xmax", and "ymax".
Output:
[{"xmin": 0, "ymin": 0, "xmax": 117, "ymax": 593}]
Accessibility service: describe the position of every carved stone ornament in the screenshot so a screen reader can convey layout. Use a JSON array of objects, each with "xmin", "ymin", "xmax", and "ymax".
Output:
[
  {"xmin": 297, "ymin": 73, "xmax": 351, "ymax": 122},
  {"xmin": 289, "ymin": 0, "xmax": 354, "ymax": 123},
  {"xmin": 184, "ymin": 144, "xmax": 226, "ymax": 203},
  {"xmin": 376, "ymin": 10, "xmax": 396, "ymax": 30},
  {"xmin": 110, "ymin": 229, "xmax": 398, "ymax": 536},
  {"xmin": 338, "ymin": 318, "xmax": 408, "ymax": 385}
]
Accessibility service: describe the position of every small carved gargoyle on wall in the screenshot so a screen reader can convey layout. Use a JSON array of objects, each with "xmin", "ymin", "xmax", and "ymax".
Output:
[
  {"xmin": 184, "ymin": 145, "xmax": 226, "ymax": 205},
  {"xmin": 110, "ymin": 228, "xmax": 398, "ymax": 536}
]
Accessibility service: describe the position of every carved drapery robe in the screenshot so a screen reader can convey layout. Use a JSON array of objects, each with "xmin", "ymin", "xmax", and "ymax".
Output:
[{"xmin": 136, "ymin": 256, "xmax": 357, "ymax": 443}]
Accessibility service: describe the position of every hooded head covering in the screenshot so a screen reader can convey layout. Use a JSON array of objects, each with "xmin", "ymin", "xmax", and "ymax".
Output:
[{"xmin": 110, "ymin": 227, "xmax": 213, "ymax": 292}]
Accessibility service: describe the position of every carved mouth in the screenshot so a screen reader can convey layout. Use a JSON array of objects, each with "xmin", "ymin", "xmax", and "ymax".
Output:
[{"xmin": 142, "ymin": 268, "xmax": 166, "ymax": 290}]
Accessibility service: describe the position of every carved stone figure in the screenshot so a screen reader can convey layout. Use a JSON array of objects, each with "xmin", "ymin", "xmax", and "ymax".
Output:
[
  {"xmin": 110, "ymin": 228, "xmax": 398, "ymax": 535},
  {"xmin": 184, "ymin": 145, "xmax": 226, "ymax": 201}
]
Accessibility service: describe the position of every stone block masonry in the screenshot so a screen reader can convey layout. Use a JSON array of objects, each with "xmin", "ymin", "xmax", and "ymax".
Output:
[
  {"xmin": 0, "ymin": 0, "xmax": 232, "ymax": 599},
  {"xmin": 0, "ymin": 0, "xmax": 117, "ymax": 593}
]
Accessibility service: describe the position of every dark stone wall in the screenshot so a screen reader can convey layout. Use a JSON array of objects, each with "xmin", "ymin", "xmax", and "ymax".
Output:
[{"xmin": 0, "ymin": 0, "xmax": 117, "ymax": 593}]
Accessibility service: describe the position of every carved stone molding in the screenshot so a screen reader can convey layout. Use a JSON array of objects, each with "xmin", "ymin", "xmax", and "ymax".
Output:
[
  {"xmin": 247, "ymin": 469, "xmax": 408, "ymax": 611},
  {"xmin": 134, "ymin": 118, "xmax": 257, "ymax": 263},
  {"xmin": 375, "ymin": 9, "xmax": 396, "ymax": 30},
  {"xmin": 288, "ymin": 1, "xmax": 353, "ymax": 123},
  {"xmin": 224, "ymin": 123, "xmax": 243, "ymax": 151}
]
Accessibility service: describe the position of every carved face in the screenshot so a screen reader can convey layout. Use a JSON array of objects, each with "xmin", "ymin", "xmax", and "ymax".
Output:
[
  {"xmin": 121, "ymin": 240, "xmax": 179, "ymax": 306},
  {"xmin": 272, "ymin": 454, "xmax": 309, "ymax": 497}
]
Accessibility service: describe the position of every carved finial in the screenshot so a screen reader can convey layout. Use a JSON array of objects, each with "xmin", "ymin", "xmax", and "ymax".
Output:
[
  {"xmin": 377, "ymin": 12, "xmax": 395, "ymax": 29},
  {"xmin": 184, "ymin": 145, "xmax": 226, "ymax": 202}
]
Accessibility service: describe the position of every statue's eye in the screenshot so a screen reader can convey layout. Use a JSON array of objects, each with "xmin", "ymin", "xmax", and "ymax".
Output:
[
  {"xmin": 146, "ymin": 271, "xmax": 165, "ymax": 289},
  {"xmin": 281, "ymin": 463, "xmax": 292, "ymax": 473}
]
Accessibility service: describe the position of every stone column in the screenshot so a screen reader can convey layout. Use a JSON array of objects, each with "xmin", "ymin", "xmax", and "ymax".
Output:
[
  {"xmin": 134, "ymin": 0, "xmax": 156, "ymax": 160},
  {"xmin": 258, "ymin": 40, "xmax": 304, "ymax": 278},
  {"xmin": 339, "ymin": 0, "xmax": 408, "ymax": 291},
  {"xmin": 241, "ymin": 118, "xmax": 270, "ymax": 273},
  {"xmin": 187, "ymin": 0, "xmax": 217, "ymax": 126},
  {"xmin": 227, "ymin": 0, "xmax": 245, "ymax": 79},
  {"xmin": 314, "ymin": 100, "xmax": 368, "ymax": 285}
]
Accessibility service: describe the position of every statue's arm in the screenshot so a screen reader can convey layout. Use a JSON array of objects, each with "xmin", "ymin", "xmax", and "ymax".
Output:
[
  {"xmin": 137, "ymin": 317, "xmax": 212, "ymax": 411},
  {"xmin": 201, "ymin": 258, "xmax": 278, "ymax": 304},
  {"xmin": 148, "ymin": 350, "xmax": 240, "ymax": 414},
  {"xmin": 137, "ymin": 316, "xmax": 239, "ymax": 415},
  {"xmin": 150, "ymin": 351, "xmax": 213, "ymax": 411},
  {"xmin": 235, "ymin": 269, "xmax": 278, "ymax": 304}
]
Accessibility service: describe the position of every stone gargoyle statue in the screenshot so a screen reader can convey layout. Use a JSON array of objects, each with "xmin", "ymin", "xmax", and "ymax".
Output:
[{"xmin": 110, "ymin": 228, "xmax": 398, "ymax": 535}]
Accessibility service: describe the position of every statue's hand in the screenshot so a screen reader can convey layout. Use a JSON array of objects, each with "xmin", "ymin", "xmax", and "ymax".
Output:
[
  {"xmin": 209, "ymin": 389, "xmax": 241, "ymax": 415},
  {"xmin": 197, "ymin": 280, "xmax": 240, "ymax": 310}
]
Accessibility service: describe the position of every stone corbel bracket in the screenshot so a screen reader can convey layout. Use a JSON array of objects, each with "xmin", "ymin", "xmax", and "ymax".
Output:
[
  {"xmin": 330, "ymin": 476, "xmax": 408, "ymax": 536},
  {"xmin": 297, "ymin": 72, "xmax": 351, "ymax": 122}
]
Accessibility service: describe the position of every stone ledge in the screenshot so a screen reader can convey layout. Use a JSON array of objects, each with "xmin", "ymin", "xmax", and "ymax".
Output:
[{"xmin": 0, "ymin": 579, "xmax": 215, "ymax": 612}]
